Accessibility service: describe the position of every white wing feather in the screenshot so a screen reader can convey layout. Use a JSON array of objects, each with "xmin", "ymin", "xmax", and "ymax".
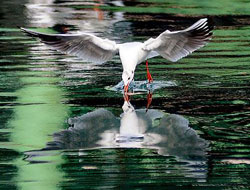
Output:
[
  {"xmin": 143, "ymin": 18, "xmax": 213, "ymax": 62},
  {"xmin": 21, "ymin": 28, "xmax": 119, "ymax": 64}
]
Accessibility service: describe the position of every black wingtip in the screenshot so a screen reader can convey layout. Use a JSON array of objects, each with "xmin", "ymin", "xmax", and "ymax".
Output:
[
  {"xmin": 20, "ymin": 27, "xmax": 27, "ymax": 34},
  {"xmin": 189, "ymin": 17, "xmax": 214, "ymax": 40},
  {"xmin": 20, "ymin": 27, "xmax": 40, "ymax": 37},
  {"xmin": 19, "ymin": 27, "xmax": 27, "ymax": 32},
  {"xmin": 206, "ymin": 17, "xmax": 215, "ymax": 31}
]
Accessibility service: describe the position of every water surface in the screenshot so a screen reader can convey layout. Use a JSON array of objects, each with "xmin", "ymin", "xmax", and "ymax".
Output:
[{"xmin": 0, "ymin": 0, "xmax": 250, "ymax": 189}]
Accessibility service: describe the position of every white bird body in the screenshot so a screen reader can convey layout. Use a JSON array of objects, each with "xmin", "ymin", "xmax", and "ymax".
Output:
[
  {"xmin": 21, "ymin": 18, "xmax": 213, "ymax": 89},
  {"xmin": 119, "ymin": 42, "xmax": 149, "ymax": 71},
  {"xmin": 120, "ymin": 101, "xmax": 147, "ymax": 137}
]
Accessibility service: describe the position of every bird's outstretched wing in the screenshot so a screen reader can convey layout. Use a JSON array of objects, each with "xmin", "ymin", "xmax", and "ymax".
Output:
[
  {"xmin": 143, "ymin": 18, "xmax": 213, "ymax": 62},
  {"xmin": 20, "ymin": 28, "xmax": 119, "ymax": 64}
]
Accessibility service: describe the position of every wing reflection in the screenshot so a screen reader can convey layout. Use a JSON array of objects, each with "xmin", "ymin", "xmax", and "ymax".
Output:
[
  {"xmin": 50, "ymin": 108, "xmax": 120, "ymax": 149},
  {"xmin": 145, "ymin": 114, "xmax": 208, "ymax": 160}
]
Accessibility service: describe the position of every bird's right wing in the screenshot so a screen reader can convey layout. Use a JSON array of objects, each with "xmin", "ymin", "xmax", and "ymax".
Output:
[
  {"xmin": 21, "ymin": 28, "xmax": 119, "ymax": 64},
  {"xmin": 142, "ymin": 18, "xmax": 213, "ymax": 62}
]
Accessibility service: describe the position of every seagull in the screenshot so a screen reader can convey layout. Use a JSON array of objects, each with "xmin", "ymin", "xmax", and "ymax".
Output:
[{"xmin": 21, "ymin": 18, "xmax": 213, "ymax": 93}]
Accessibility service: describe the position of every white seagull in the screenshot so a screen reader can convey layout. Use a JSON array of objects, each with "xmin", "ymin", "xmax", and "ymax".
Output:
[{"xmin": 21, "ymin": 18, "xmax": 213, "ymax": 92}]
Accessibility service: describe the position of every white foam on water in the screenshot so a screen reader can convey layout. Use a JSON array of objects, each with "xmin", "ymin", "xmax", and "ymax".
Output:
[{"xmin": 106, "ymin": 80, "xmax": 177, "ymax": 93}]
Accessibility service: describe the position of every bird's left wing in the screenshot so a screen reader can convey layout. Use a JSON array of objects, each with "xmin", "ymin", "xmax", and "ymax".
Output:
[
  {"xmin": 21, "ymin": 28, "xmax": 119, "ymax": 64},
  {"xmin": 142, "ymin": 18, "xmax": 213, "ymax": 62}
]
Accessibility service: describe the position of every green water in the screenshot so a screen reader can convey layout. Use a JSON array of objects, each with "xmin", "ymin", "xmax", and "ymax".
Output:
[{"xmin": 0, "ymin": 0, "xmax": 250, "ymax": 189}]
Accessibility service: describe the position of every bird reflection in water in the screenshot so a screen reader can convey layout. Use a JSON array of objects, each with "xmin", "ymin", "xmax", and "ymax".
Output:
[
  {"xmin": 25, "ymin": 93, "xmax": 209, "ymax": 180},
  {"xmin": 26, "ymin": 93, "xmax": 208, "ymax": 160}
]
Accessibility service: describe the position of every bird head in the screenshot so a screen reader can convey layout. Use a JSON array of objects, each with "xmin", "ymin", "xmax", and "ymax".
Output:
[
  {"xmin": 122, "ymin": 70, "xmax": 134, "ymax": 92},
  {"xmin": 122, "ymin": 100, "xmax": 135, "ymax": 113}
]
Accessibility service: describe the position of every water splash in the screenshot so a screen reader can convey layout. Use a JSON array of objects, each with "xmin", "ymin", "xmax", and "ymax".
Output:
[{"xmin": 107, "ymin": 80, "xmax": 177, "ymax": 93}]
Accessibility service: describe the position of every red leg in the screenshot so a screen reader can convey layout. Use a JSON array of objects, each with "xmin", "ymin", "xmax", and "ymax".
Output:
[
  {"xmin": 146, "ymin": 60, "xmax": 153, "ymax": 83},
  {"xmin": 124, "ymin": 84, "xmax": 129, "ymax": 93}
]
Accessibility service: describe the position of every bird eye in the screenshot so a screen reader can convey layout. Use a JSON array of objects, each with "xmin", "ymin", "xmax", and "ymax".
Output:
[{"xmin": 128, "ymin": 77, "xmax": 130, "ymax": 80}]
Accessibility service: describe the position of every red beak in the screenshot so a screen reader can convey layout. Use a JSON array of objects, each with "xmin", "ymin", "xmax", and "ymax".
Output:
[{"xmin": 124, "ymin": 83, "xmax": 129, "ymax": 93}]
